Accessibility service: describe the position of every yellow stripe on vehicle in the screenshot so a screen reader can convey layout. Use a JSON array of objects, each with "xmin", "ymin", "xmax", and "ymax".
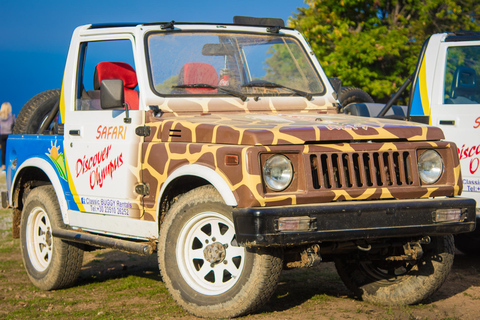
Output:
[
  {"xmin": 59, "ymin": 76, "xmax": 66, "ymax": 124},
  {"xmin": 418, "ymin": 58, "xmax": 431, "ymax": 124}
]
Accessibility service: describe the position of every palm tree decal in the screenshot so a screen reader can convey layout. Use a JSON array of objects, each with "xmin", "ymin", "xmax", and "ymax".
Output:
[{"xmin": 46, "ymin": 140, "xmax": 67, "ymax": 180}]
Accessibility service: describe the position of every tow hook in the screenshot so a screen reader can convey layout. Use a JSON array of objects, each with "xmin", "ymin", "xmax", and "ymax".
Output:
[
  {"xmin": 386, "ymin": 238, "xmax": 429, "ymax": 261},
  {"xmin": 286, "ymin": 244, "xmax": 322, "ymax": 268}
]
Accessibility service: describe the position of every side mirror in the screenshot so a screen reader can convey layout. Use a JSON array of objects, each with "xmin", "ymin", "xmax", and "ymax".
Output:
[
  {"xmin": 100, "ymin": 79, "xmax": 131, "ymax": 124},
  {"xmin": 100, "ymin": 79, "xmax": 124, "ymax": 109},
  {"xmin": 328, "ymin": 78, "xmax": 342, "ymax": 93}
]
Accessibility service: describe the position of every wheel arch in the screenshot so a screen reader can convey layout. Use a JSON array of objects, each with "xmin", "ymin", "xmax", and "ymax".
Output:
[
  {"xmin": 156, "ymin": 164, "xmax": 238, "ymax": 221},
  {"xmin": 11, "ymin": 158, "xmax": 68, "ymax": 237}
]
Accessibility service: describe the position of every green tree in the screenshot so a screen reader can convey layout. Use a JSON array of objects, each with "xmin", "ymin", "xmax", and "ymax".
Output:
[{"xmin": 289, "ymin": 0, "xmax": 480, "ymax": 102}]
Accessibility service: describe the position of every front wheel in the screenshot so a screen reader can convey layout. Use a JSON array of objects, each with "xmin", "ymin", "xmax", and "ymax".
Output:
[
  {"xmin": 158, "ymin": 186, "xmax": 283, "ymax": 318},
  {"xmin": 335, "ymin": 235, "xmax": 454, "ymax": 305},
  {"xmin": 20, "ymin": 186, "xmax": 84, "ymax": 290}
]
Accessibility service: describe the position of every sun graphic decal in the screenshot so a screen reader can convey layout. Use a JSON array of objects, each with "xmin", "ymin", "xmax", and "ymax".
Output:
[{"xmin": 46, "ymin": 140, "xmax": 67, "ymax": 180}]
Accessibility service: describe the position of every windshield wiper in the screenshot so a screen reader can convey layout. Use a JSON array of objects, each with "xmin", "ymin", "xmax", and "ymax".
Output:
[
  {"xmin": 173, "ymin": 84, "xmax": 247, "ymax": 101},
  {"xmin": 243, "ymin": 80, "xmax": 313, "ymax": 101}
]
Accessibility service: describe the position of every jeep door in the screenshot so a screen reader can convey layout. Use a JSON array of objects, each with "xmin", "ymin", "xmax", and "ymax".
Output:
[{"xmin": 63, "ymin": 36, "xmax": 149, "ymax": 236}]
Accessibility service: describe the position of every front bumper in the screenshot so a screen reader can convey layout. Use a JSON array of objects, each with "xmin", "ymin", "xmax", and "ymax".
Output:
[{"xmin": 233, "ymin": 197, "xmax": 476, "ymax": 247}]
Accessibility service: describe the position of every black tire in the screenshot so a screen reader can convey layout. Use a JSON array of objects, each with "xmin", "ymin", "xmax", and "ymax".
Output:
[
  {"xmin": 334, "ymin": 235, "xmax": 454, "ymax": 305},
  {"xmin": 338, "ymin": 86, "xmax": 374, "ymax": 108},
  {"xmin": 14, "ymin": 89, "xmax": 60, "ymax": 134},
  {"xmin": 20, "ymin": 185, "xmax": 84, "ymax": 290},
  {"xmin": 158, "ymin": 185, "xmax": 283, "ymax": 318}
]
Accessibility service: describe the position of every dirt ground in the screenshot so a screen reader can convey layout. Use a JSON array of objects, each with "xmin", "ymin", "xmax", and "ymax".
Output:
[
  {"xmin": 76, "ymin": 249, "xmax": 480, "ymax": 319},
  {"xmin": 2, "ymin": 232, "xmax": 480, "ymax": 319}
]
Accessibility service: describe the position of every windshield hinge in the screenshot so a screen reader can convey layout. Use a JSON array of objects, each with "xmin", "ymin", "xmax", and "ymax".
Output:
[
  {"xmin": 267, "ymin": 26, "xmax": 281, "ymax": 33},
  {"xmin": 135, "ymin": 183, "xmax": 150, "ymax": 196},
  {"xmin": 135, "ymin": 126, "xmax": 151, "ymax": 137},
  {"xmin": 161, "ymin": 20, "xmax": 175, "ymax": 30}
]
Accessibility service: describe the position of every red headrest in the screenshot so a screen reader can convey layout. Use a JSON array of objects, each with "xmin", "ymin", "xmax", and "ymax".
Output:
[
  {"xmin": 94, "ymin": 62, "xmax": 137, "ymax": 90},
  {"xmin": 178, "ymin": 62, "xmax": 219, "ymax": 87}
]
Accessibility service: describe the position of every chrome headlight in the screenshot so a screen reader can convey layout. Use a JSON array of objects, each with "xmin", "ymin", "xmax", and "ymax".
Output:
[
  {"xmin": 418, "ymin": 150, "xmax": 443, "ymax": 184},
  {"xmin": 263, "ymin": 154, "xmax": 293, "ymax": 191}
]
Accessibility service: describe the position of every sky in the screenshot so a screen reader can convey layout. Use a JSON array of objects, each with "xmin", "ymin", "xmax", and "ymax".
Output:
[{"xmin": 0, "ymin": 0, "xmax": 307, "ymax": 116}]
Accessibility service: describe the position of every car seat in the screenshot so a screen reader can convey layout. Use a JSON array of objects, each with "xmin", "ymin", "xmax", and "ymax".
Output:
[
  {"xmin": 94, "ymin": 62, "xmax": 139, "ymax": 109},
  {"xmin": 449, "ymin": 66, "xmax": 478, "ymax": 104},
  {"xmin": 177, "ymin": 62, "xmax": 218, "ymax": 93}
]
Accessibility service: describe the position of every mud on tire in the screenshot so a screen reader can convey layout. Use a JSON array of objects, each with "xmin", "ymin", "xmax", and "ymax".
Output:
[
  {"xmin": 20, "ymin": 185, "xmax": 84, "ymax": 290},
  {"xmin": 14, "ymin": 89, "xmax": 60, "ymax": 134},
  {"xmin": 334, "ymin": 235, "xmax": 454, "ymax": 305},
  {"xmin": 158, "ymin": 185, "xmax": 283, "ymax": 318}
]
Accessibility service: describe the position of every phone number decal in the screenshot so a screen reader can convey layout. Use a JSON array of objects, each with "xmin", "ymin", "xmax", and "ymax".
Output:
[{"xmin": 81, "ymin": 197, "xmax": 133, "ymax": 216}]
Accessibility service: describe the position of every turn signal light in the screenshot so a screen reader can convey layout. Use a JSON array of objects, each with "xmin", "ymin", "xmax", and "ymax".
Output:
[
  {"xmin": 433, "ymin": 209, "xmax": 465, "ymax": 223},
  {"xmin": 275, "ymin": 216, "xmax": 316, "ymax": 232},
  {"xmin": 225, "ymin": 155, "xmax": 239, "ymax": 166}
]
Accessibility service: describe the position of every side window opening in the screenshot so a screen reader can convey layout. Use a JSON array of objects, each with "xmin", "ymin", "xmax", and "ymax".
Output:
[
  {"xmin": 76, "ymin": 40, "xmax": 137, "ymax": 111},
  {"xmin": 444, "ymin": 46, "xmax": 480, "ymax": 105}
]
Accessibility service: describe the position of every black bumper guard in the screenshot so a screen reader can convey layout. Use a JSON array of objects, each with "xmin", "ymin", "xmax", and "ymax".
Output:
[{"xmin": 233, "ymin": 197, "xmax": 476, "ymax": 247}]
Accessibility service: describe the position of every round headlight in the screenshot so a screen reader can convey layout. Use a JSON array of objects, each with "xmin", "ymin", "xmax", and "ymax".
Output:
[
  {"xmin": 263, "ymin": 154, "xmax": 293, "ymax": 191},
  {"xmin": 418, "ymin": 150, "xmax": 443, "ymax": 184}
]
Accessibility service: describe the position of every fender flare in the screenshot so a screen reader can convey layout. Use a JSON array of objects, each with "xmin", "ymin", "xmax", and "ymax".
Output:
[
  {"xmin": 11, "ymin": 157, "xmax": 69, "ymax": 224},
  {"xmin": 157, "ymin": 164, "xmax": 238, "ymax": 209}
]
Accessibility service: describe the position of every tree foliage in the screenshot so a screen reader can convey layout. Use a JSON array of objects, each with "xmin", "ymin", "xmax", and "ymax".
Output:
[{"xmin": 289, "ymin": 0, "xmax": 480, "ymax": 101}]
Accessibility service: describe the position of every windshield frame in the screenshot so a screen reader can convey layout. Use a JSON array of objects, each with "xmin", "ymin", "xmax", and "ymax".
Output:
[{"xmin": 144, "ymin": 29, "xmax": 326, "ymax": 99}]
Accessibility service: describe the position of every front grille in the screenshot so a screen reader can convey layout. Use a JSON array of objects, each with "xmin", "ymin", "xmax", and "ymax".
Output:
[{"xmin": 310, "ymin": 151, "xmax": 414, "ymax": 189}]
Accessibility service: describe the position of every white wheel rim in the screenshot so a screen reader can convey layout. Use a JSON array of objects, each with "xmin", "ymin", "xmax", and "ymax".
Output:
[
  {"xmin": 26, "ymin": 207, "xmax": 53, "ymax": 271},
  {"xmin": 176, "ymin": 211, "xmax": 245, "ymax": 296}
]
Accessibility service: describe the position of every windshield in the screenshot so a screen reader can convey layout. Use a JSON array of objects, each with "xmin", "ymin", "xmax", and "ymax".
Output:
[{"xmin": 146, "ymin": 31, "xmax": 324, "ymax": 98}]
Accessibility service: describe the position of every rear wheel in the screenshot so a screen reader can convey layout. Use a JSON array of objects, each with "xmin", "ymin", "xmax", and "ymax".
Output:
[
  {"xmin": 20, "ymin": 186, "xmax": 84, "ymax": 290},
  {"xmin": 158, "ymin": 185, "xmax": 283, "ymax": 318},
  {"xmin": 335, "ymin": 236, "xmax": 454, "ymax": 305}
]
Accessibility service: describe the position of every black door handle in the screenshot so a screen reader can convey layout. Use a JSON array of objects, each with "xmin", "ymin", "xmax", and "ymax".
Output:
[
  {"xmin": 439, "ymin": 120, "xmax": 455, "ymax": 125},
  {"xmin": 69, "ymin": 129, "xmax": 81, "ymax": 136}
]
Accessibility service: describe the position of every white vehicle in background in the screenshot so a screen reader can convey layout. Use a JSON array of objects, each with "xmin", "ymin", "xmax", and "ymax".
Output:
[{"xmin": 347, "ymin": 31, "xmax": 480, "ymax": 254}]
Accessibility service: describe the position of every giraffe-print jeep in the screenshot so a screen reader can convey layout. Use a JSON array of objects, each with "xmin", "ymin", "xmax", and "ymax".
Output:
[{"xmin": 5, "ymin": 18, "xmax": 476, "ymax": 318}]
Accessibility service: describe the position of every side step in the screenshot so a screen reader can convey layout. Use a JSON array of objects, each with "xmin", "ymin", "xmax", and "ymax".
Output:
[{"xmin": 52, "ymin": 228, "xmax": 154, "ymax": 256}]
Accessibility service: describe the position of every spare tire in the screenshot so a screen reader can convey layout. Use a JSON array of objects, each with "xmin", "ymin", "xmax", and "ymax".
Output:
[
  {"xmin": 338, "ymin": 87, "xmax": 374, "ymax": 108},
  {"xmin": 14, "ymin": 89, "xmax": 60, "ymax": 134}
]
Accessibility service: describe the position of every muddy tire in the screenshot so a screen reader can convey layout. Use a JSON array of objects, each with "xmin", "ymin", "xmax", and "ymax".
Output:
[
  {"xmin": 14, "ymin": 89, "xmax": 60, "ymax": 134},
  {"xmin": 158, "ymin": 185, "xmax": 283, "ymax": 318},
  {"xmin": 334, "ymin": 235, "xmax": 454, "ymax": 305},
  {"xmin": 338, "ymin": 86, "xmax": 374, "ymax": 108},
  {"xmin": 20, "ymin": 185, "xmax": 84, "ymax": 290}
]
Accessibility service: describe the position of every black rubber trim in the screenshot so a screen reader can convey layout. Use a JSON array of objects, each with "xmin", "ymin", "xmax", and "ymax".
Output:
[{"xmin": 445, "ymin": 31, "xmax": 480, "ymax": 42}]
